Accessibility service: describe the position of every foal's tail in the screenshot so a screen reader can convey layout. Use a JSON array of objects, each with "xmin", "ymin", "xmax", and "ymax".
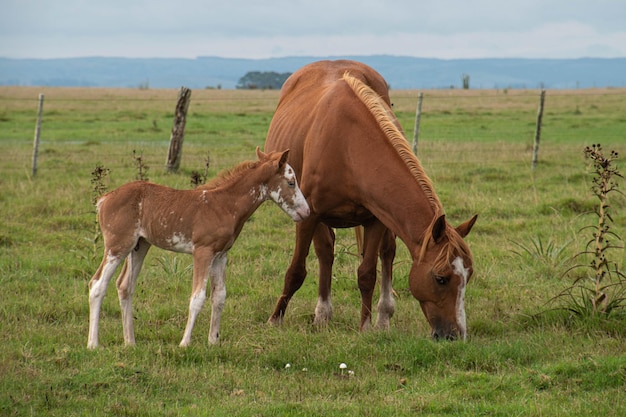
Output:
[{"xmin": 95, "ymin": 194, "xmax": 108, "ymax": 212}]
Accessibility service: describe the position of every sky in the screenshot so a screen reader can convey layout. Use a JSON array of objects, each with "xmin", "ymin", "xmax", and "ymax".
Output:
[{"xmin": 2, "ymin": 0, "xmax": 626, "ymax": 60}]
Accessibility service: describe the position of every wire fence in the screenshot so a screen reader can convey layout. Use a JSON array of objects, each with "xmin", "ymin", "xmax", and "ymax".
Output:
[{"xmin": 1, "ymin": 87, "xmax": 624, "ymax": 175}]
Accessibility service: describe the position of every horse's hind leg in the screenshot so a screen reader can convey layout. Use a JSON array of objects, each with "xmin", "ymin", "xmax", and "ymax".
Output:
[
  {"xmin": 357, "ymin": 221, "xmax": 387, "ymax": 330},
  {"xmin": 313, "ymin": 224, "xmax": 335, "ymax": 325},
  {"xmin": 375, "ymin": 228, "xmax": 396, "ymax": 329},
  {"xmin": 180, "ymin": 247, "xmax": 216, "ymax": 347},
  {"xmin": 207, "ymin": 251, "xmax": 228, "ymax": 345},
  {"xmin": 88, "ymin": 253, "xmax": 124, "ymax": 349},
  {"xmin": 116, "ymin": 238, "xmax": 151, "ymax": 346}
]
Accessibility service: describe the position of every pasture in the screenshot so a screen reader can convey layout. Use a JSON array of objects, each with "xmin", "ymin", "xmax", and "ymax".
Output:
[{"xmin": 1, "ymin": 85, "xmax": 626, "ymax": 416}]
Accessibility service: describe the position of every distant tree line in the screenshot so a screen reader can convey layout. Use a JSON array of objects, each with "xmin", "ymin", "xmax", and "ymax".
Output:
[{"xmin": 236, "ymin": 71, "xmax": 292, "ymax": 90}]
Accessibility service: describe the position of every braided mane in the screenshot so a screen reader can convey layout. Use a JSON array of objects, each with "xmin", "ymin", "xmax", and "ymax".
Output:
[{"xmin": 341, "ymin": 72, "xmax": 443, "ymax": 215}]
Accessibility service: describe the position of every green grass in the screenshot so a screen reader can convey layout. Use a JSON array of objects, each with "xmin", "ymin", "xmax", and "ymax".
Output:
[{"xmin": 1, "ymin": 86, "xmax": 626, "ymax": 416}]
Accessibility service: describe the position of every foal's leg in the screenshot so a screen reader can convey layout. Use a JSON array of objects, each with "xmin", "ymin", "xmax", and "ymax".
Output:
[
  {"xmin": 375, "ymin": 228, "xmax": 396, "ymax": 329},
  {"xmin": 88, "ymin": 252, "xmax": 124, "ymax": 349},
  {"xmin": 116, "ymin": 239, "xmax": 151, "ymax": 346},
  {"xmin": 357, "ymin": 221, "xmax": 387, "ymax": 330},
  {"xmin": 313, "ymin": 224, "xmax": 335, "ymax": 325},
  {"xmin": 180, "ymin": 247, "xmax": 214, "ymax": 347},
  {"xmin": 207, "ymin": 251, "xmax": 228, "ymax": 344},
  {"xmin": 269, "ymin": 217, "xmax": 318, "ymax": 325}
]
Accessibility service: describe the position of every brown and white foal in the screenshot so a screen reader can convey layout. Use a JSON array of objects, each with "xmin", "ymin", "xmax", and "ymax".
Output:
[{"xmin": 87, "ymin": 148, "xmax": 309, "ymax": 349}]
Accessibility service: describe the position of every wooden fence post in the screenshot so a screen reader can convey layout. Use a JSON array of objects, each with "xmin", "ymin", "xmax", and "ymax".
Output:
[
  {"xmin": 531, "ymin": 89, "xmax": 546, "ymax": 170},
  {"xmin": 165, "ymin": 86, "xmax": 192, "ymax": 172},
  {"xmin": 412, "ymin": 92, "xmax": 424, "ymax": 155},
  {"xmin": 31, "ymin": 93, "xmax": 44, "ymax": 176}
]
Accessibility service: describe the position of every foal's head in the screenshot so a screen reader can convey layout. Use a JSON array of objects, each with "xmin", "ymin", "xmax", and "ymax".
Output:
[
  {"xmin": 257, "ymin": 147, "xmax": 310, "ymax": 222},
  {"xmin": 409, "ymin": 214, "xmax": 478, "ymax": 341}
]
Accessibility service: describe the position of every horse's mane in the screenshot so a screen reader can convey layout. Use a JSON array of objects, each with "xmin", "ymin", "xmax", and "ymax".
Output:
[
  {"xmin": 341, "ymin": 72, "xmax": 443, "ymax": 215},
  {"xmin": 199, "ymin": 159, "xmax": 260, "ymax": 190},
  {"xmin": 417, "ymin": 218, "xmax": 472, "ymax": 270},
  {"xmin": 342, "ymin": 73, "xmax": 470, "ymax": 267}
]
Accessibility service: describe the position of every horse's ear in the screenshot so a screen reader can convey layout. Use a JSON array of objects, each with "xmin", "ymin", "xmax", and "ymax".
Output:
[
  {"xmin": 256, "ymin": 146, "xmax": 267, "ymax": 160},
  {"xmin": 456, "ymin": 214, "xmax": 478, "ymax": 238},
  {"xmin": 278, "ymin": 149, "xmax": 290, "ymax": 169},
  {"xmin": 432, "ymin": 214, "xmax": 447, "ymax": 243}
]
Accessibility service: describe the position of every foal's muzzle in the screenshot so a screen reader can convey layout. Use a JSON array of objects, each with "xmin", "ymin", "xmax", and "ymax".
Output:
[{"xmin": 294, "ymin": 204, "xmax": 310, "ymax": 222}]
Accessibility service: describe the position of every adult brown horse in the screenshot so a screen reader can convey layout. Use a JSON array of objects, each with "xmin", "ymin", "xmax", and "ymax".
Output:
[{"xmin": 264, "ymin": 60, "xmax": 477, "ymax": 340}]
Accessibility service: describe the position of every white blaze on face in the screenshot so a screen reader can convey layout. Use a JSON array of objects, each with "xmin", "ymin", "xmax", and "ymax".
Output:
[
  {"xmin": 452, "ymin": 256, "xmax": 470, "ymax": 340},
  {"xmin": 270, "ymin": 163, "xmax": 309, "ymax": 221}
]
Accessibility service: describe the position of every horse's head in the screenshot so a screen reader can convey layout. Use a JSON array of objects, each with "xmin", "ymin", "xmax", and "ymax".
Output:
[
  {"xmin": 257, "ymin": 147, "xmax": 310, "ymax": 222},
  {"xmin": 409, "ymin": 214, "xmax": 478, "ymax": 341}
]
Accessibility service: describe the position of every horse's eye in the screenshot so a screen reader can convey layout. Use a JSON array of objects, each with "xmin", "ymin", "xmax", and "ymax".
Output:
[
  {"xmin": 287, "ymin": 180, "xmax": 295, "ymax": 188},
  {"xmin": 435, "ymin": 276, "xmax": 448, "ymax": 286}
]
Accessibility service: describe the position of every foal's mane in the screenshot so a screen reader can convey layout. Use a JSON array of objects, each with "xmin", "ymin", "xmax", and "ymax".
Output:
[
  {"xmin": 341, "ymin": 72, "xmax": 443, "ymax": 215},
  {"xmin": 199, "ymin": 159, "xmax": 260, "ymax": 190},
  {"xmin": 342, "ymin": 73, "xmax": 469, "ymax": 267}
]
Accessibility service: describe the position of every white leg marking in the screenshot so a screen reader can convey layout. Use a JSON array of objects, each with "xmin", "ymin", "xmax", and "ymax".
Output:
[
  {"xmin": 88, "ymin": 254, "xmax": 122, "ymax": 349},
  {"xmin": 208, "ymin": 252, "xmax": 228, "ymax": 344},
  {"xmin": 452, "ymin": 256, "xmax": 470, "ymax": 341},
  {"xmin": 180, "ymin": 288, "xmax": 207, "ymax": 347},
  {"xmin": 118, "ymin": 259, "xmax": 136, "ymax": 346},
  {"xmin": 120, "ymin": 297, "xmax": 135, "ymax": 346},
  {"xmin": 376, "ymin": 270, "xmax": 395, "ymax": 330},
  {"xmin": 313, "ymin": 296, "xmax": 333, "ymax": 325}
]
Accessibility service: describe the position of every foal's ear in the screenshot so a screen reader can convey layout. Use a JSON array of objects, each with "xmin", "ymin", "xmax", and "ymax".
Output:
[
  {"xmin": 278, "ymin": 149, "xmax": 290, "ymax": 169},
  {"xmin": 432, "ymin": 214, "xmax": 447, "ymax": 243},
  {"xmin": 256, "ymin": 146, "xmax": 267, "ymax": 160},
  {"xmin": 456, "ymin": 214, "xmax": 478, "ymax": 238}
]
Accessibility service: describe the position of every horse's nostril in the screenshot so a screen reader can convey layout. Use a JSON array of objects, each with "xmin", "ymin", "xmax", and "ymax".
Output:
[{"xmin": 432, "ymin": 330, "xmax": 458, "ymax": 341}]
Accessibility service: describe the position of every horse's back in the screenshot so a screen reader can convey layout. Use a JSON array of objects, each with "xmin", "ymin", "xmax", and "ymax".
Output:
[
  {"xmin": 265, "ymin": 60, "xmax": 391, "ymax": 175},
  {"xmin": 98, "ymin": 181, "xmax": 181, "ymax": 227},
  {"xmin": 278, "ymin": 60, "xmax": 389, "ymax": 105}
]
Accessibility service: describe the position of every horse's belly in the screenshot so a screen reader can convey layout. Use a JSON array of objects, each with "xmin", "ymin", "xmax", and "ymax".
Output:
[{"xmin": 319, "ymin": 206, "xmax": 375, "ymax": 228}]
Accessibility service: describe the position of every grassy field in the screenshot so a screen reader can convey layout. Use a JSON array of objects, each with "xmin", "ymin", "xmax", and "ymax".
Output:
[{"xmin": 1, "ymin": 85, "xmax": 626, "ymax": 416}]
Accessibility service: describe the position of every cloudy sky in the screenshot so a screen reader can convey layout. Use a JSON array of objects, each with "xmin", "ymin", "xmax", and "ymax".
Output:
[{"xmin": 2, "ymin": 0, "xmax": 625, "ymax": 60}]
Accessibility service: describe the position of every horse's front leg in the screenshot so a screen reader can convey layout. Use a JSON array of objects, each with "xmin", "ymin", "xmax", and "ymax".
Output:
[
  {"xmin": 180, "ymin": 247, "xmax": 214, "ymax": 347},
  {"xmin": 313, "ymin": 224, "xmax": 335, "ymax": 325},
  {"xmin": 269, "ymin": 217, "xmax": 317, "ymax": 325},
  {"xmin": 357, "ymin": 221, "xmax": 387, "ymax": 330},
  {"xmin": 375, "ymin": 228, "xmax": 396, "ymax": 329}
]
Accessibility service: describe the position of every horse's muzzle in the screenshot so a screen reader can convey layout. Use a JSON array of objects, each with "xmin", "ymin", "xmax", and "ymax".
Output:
[{"xmin": 432, "ymin": 326, "xmax": 465, "ymax": 342}]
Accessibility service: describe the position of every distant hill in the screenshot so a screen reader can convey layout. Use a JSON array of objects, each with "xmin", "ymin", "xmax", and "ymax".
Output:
[{"xmin": 1, "ymin": 56, "xmax": 625, "ymax": 90}]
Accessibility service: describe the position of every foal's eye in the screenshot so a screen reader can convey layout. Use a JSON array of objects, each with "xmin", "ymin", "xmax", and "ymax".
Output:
[
  {"xmin": 435, "ymin": 275, "xmax": 449, "ymax": 286},
  {"xmin": 287, "ymin": 180, "xmax": 295, "ymax": 188}
]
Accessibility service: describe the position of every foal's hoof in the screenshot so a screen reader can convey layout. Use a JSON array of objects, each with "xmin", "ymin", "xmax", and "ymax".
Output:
[{"xmin": 267, "ymin": 315, "xmax": 283, "ymax": 326}]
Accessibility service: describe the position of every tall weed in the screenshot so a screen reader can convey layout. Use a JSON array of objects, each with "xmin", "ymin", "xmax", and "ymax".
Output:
[{"xmin": 554, "ymin": 144, "xmax": 626, "ymax": 316}]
